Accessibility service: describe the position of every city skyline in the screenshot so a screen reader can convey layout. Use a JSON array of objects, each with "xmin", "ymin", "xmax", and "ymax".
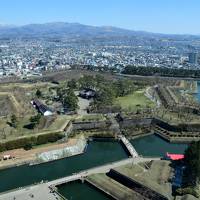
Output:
[{"xmin": 0, "ymin": 0, "xmax": 200, "ymax": 35}]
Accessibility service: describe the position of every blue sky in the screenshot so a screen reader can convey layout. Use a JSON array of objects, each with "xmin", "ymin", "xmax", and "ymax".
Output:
[{"xmin": 0, "ymin": 0, "xmax": 199, "ymax": 34}]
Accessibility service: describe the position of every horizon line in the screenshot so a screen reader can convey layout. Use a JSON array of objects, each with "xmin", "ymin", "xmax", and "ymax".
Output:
[{"xmin": 0, "ymin": 21, "xmax": 200, "ymax": 36}]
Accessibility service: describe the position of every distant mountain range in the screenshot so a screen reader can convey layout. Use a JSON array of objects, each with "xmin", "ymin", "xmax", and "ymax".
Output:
[
  {"xmin": 0, "ymin": 22, "xmax": 198, "ymax": 39},
  {"xmin": 0, "ymin": 22, "xmax": 149, "ymax": 38}
]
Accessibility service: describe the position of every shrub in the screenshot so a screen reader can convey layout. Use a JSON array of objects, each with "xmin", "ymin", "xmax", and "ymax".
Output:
[
  {"xmin": 24, "ymin": 143, "xmax": 33, "ymax": 150},
  {"xmin": 176, "ymin": 187, "xmax": 199, "ymax": 198},
  {"xmin": 0, "ymin": 133, "xmax": 64, "ymax": 152}
]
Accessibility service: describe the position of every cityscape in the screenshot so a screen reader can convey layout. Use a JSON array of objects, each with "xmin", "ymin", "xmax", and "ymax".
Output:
[
  {"xmin": 1, "ymin": 30, "xmax": 200, "ymax": 79},
  {"xmin": 0, "ymin": 1, "xmax": 200, "ymax": 200}
]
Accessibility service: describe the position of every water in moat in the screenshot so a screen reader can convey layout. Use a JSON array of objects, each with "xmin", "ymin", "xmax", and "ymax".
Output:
[
  {"xmin": 58, "ymin": 181, "xmax": 111, "ymax": 200},
  {"xmin": 57, "ymin": 135, "xmax": 187, "ymax": 200},
  {"xmin": 0, "ymin": 135, "xmax": 188, "ymax": 199},
  {"xmin": 0, "ymin": 141, "xmax": 127, "ymax": 193},
  {"xmin": 195, "ymin": 81, "xmax": 200, "ymax": 102},
  {"xmin": 131, "ymin": 134, "xmax": 188, "ymax": 157}
]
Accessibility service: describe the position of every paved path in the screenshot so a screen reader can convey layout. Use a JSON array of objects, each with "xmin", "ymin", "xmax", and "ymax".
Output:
[
  {"xmin": 75, "ymin": 91, "xmax": 91, "ymax": 115},
  {"xmin": 107, "ymin": 114, "xmax": 121, "ymax": 134},
  {"xmin": 0, "ymin": 183, "xmax": 63, "ymax": 200}
]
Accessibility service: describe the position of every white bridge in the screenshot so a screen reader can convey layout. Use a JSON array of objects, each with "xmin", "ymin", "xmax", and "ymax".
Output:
[{"xmin": 118, "ymin": 135, "xmax": 139, "ymax": 157}]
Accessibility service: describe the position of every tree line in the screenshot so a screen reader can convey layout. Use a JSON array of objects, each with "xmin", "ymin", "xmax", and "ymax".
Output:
[
  {"xmin": 122, "ymin": 66, "xmax": 200, "ymax": 78},
  {"xmin": 0, "ymin": 132, "xmax": 64, "ymax": 152},
  {"xmin": 184, "ymin": 141, "xmax": 200, "ymax": 185}
]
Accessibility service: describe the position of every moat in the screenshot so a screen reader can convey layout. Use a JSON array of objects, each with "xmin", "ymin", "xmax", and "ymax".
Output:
[
  {"xmin": 131, "ymin": 134, "xmax": 187, "ymax": 157},
  {"xmin": 0, "ymin": 135, "xmax": 188, "ymax": 199},
  {"xmin": 195, "ymin": 81, "xmax": 200, "ymax": 102}
]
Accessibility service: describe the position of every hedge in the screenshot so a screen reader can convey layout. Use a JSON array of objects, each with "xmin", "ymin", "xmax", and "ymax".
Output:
[{"xmin": 0, "ymin": 132, "xmax": 64, "ymax": 152}]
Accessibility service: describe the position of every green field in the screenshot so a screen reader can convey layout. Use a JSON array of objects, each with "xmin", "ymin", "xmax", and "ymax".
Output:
[
  {"xmin": 115, "ymin": 161, "xmax": 173, "ymax": 199},
  {"xmin": 75, "ymin": 114, "xmax": 106, "ymax": 122},
  {"xmin": 0, "ymin": 114, "xmax": 70, "ymax": 141},
  {"xmin": 115, "ymin": 90, "xmax": 155, "ymax": 111},
  {"xmin": 87, "ymin": 174, "xmax": 141, "ymax": 200}
]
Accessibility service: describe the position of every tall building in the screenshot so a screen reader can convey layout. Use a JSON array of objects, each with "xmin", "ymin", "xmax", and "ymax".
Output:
[{"xmin": 188, "ymin": 53, "xmax": 198, "ymax": 64}]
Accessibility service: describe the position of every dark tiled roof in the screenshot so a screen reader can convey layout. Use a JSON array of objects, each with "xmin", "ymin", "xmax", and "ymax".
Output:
[{"xmin": 33, "ymin": 99, "xmax": 51, "ymax": 114}]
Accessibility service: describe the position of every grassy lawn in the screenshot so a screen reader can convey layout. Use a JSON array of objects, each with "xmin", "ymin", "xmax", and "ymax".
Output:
[
  {"xmin": 0, "ymin": 82, "xmax": 70, "ymax": 141},
  {"xmin": 75, "ymin": 114, "xmax": 106, "ymax": 122},
  {"xmin": 87, "ymin": 174, "xmax": 141, "ymax": 200},
  {"xmin": 0, "ymin": 94, "xmax": 16, "ymax": 116},
  {"xmin": 47, "ymin": 115, "xmax": 69, "ymax": 130},
  {"xmin": 32, "ymin": 141, "xmax": 60, "ymax": 149},
  {"xmin": 154, "ymin": 108, "xmax": 200, "ymax": 124},
  {"xmin": 115, "ymin": 161, "xmax": 172, "ymax": 199},
  {"xmin": 115, "ymin": 89, "xmax": 155, "ymax": 111},
  {"xmin": 0, "ymin": 115, "xmax": 70, "ymax": 141},
  {"xmin": 0, "ymin": 82, "xmax": 55, "ymax": 90}
]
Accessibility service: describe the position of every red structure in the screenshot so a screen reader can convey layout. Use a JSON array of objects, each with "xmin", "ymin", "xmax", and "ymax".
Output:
[{"xmin": 166, "ymin": 153, "xmax": 184, "ymax": 161}]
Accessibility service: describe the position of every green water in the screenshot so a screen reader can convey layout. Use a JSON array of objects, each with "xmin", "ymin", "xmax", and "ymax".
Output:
[
  {"xmin": 0, "ymin": 135, "xmax": 188, "ymax": 200},
  {"xmin": 131, "ymin": 134, "xmax": 188, "ymax": 157},
  {"xmin": 0, "ymin": 141, "xmax": 127, "ymax": 193},
  {"xmin": 58, "ymin": 181, "xmax": 111, "ymax": 200}
]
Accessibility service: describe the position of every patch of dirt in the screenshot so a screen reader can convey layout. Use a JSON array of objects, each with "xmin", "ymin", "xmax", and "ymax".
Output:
[{"xmin": 0, "ymin": 139, "xmax": 78, "ymax": 169}]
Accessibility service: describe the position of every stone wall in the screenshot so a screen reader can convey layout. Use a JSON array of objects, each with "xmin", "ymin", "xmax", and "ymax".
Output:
[
  {"xmin": 119, "ymin": 116, "xmax": 200, "ymax": 133},
  {"xmin": 151, "ymin": 118, "xmax": 179, "ymax": 132},
  {"xmin": 36, "ymin": 136, "xmax": 87, "ymax": 162},
  {"xmin": 72, "ymin": 120, "xmax": 109, "ymax": 131},
  {"xmin": 119, "ymin": 118, "xmax": 153, "ymax": 128}
]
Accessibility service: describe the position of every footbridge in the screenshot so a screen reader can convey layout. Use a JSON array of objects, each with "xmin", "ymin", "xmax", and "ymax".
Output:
[{"xmin": 118, "ymin": 135, "xmax": 139, "ymax": 158}]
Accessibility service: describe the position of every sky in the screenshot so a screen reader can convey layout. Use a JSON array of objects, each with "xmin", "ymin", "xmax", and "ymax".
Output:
[{"xmin": 0, "ymin": 0, "xmax": 199, "ymax": 35}]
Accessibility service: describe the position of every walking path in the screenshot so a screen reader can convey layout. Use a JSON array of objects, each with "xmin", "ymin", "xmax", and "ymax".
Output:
[
  {"xmin": 107, "ymin": 114, "xmax": 121, "ymax": 134},
  {"xmin": 0, "ymin": 183, "xmax": 64, "ymax": 200}
]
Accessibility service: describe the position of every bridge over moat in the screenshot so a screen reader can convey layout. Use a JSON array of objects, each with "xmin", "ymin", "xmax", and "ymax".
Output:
[{"xmin": 118, "ymin": 135, "xmax": 139, "ymax": 158}]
